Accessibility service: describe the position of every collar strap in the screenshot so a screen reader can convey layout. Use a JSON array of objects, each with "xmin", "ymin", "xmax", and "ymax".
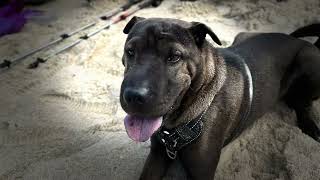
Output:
[
  {"xmin": 155, "ymin": 110, "xmax": 206, "ymax": 159},
  {"xmin": 223, "ymin": 53, "xmax": 253, "ymax": 144}
]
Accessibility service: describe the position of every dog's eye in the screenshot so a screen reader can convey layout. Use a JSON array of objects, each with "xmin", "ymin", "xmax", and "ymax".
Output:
[
  {"xmin": 167, "ymin": 51, "xmax": 182, "ymax": 63},
  {"xmin": 126, "ymin": 48, "xmax": 135, "ymax": 57}
]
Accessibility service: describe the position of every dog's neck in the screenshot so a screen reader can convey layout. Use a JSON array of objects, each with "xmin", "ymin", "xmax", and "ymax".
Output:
[{"xmin": 164, "ymin": 42, "xmax": 227, "ymax": 128}]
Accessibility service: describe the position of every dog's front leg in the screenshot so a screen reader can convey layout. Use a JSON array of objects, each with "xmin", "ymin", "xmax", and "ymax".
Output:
[
  {"xmin": 179, "ymin": 142, "xmax": 223, "ymax": 180},
  {"xmin": 178, "ymin": 123, "xmax": 226, "ymax": 180},
  {"xmin": 181, "ymin": 147, "xmax": 220, "ymax": 180},
  {"xmin": 140, "ymin": 136, "xmax": 172, "ymax": 180}
]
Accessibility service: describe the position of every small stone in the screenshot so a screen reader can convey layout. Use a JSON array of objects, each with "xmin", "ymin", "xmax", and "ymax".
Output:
[{"xmin": 0, "ymin": 122, "xmax": 9, "ymax": 130}]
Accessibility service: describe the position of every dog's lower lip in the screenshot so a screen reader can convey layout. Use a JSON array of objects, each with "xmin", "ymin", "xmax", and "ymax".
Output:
[
  {"xmin": 125, "ymin": 108, "xmax": 168, "ymax": 118},
  {"xmin": 127, "ymin": 113, "xmax": 165, "ymax": 119}
]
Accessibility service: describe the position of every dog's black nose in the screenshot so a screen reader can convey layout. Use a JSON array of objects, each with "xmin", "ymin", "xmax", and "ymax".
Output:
[{"xmin": 123, "ymin": 87, "xmax": 150, "ymax": 105}]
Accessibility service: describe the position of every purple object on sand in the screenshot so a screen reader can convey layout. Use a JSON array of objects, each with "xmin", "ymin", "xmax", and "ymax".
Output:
[
  {"xmin": 0, "ymin": 0, "xmax": 42, "ymax": 37},
  {"xmin": 0, "ymin": 13, "xmax": 26, "ymax": 36}
]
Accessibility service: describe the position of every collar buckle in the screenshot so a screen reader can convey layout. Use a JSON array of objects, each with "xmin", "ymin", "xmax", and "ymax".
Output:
[
  {"xmin": 156, "ymin": 111, "xmax": 205, "ymax": 160},
  {"xmin": 166, "ymin": 147, "xmax": 177, "ymax": 160}
]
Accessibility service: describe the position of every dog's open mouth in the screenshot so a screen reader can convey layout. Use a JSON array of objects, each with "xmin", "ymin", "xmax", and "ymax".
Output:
[{"xmin": 124, "ymin": 115, "xmax": 163, "ymax": 142}]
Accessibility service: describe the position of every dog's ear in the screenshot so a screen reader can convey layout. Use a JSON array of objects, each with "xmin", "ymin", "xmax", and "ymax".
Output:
[
  {"xmin": 123, "ymin": 16, "xmax": 145, "ymax": 34},
  {"xmin": 188, "ymin": 22, "xmax": 222, "ymax": 47}
]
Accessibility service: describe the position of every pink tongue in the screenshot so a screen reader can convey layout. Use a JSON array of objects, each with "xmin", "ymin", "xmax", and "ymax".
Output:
[{"xmin": 124, "ymin": 115, "xmax": 163, "ymax": 142}]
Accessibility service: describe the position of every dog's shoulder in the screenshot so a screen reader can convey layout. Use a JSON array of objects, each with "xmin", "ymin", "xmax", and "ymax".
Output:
[{"xmin": 216, "ymin": 48, "xmax": 246, "ymax": 71}]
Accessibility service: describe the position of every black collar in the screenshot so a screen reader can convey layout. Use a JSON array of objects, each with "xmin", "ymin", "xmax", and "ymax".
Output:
[{"xmin": 155, "ymin": 109, "xmax": 207, "ymax": 159}]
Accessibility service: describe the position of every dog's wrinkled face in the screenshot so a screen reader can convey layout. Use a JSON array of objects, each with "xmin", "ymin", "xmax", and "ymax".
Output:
[{"xmin": 120, "ymin": 17, "xmax": 221, "ymax": 142}]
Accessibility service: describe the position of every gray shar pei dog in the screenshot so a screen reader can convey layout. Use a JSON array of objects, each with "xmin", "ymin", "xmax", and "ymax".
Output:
[{"xmin": 119, "ymin": 17, "xmax": 320, "ymax": 180}]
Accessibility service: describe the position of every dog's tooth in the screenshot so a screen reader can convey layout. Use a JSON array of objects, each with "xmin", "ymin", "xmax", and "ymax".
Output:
[{"xmin": 161, "ymin": 139, "xmax": 166, "ymax": 143}]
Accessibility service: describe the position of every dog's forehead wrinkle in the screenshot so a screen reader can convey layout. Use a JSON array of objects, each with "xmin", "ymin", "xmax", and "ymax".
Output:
[
  {"xmin": 146, "ymin": 18, "xmax": 192, "ymax": 28},
  {"xmin": 129, "ymin": 19, "xmax": 192, "ymax": 43},
  {"xmin": 126, "ymin": 36, "xmax": 140, "ymax": 46}
]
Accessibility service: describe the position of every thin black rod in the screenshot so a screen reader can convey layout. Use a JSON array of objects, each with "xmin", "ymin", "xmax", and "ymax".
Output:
[
  {"xmin": 0, "ymin": 0, "xmax": 143, "ymax": 70},
  {"xmin": 27, "ymin": 0, "xmax": 160, "ymax": 69}
]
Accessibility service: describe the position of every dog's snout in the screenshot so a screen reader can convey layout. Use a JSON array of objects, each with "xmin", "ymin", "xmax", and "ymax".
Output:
[{"xmin": 123, "ymin": 87, "xmax": 150, "ymax": 105}]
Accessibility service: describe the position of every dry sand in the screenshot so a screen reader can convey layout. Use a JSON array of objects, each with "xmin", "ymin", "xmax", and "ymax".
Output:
[{"xmin": 0, "ymin": 0, "xmax": 320, "ymax": 179}]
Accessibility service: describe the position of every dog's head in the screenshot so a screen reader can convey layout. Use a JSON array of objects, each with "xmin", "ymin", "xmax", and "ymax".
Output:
[{"xmin": 120, "ymin": 17, "xmax": 221, "ymax": 142}]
